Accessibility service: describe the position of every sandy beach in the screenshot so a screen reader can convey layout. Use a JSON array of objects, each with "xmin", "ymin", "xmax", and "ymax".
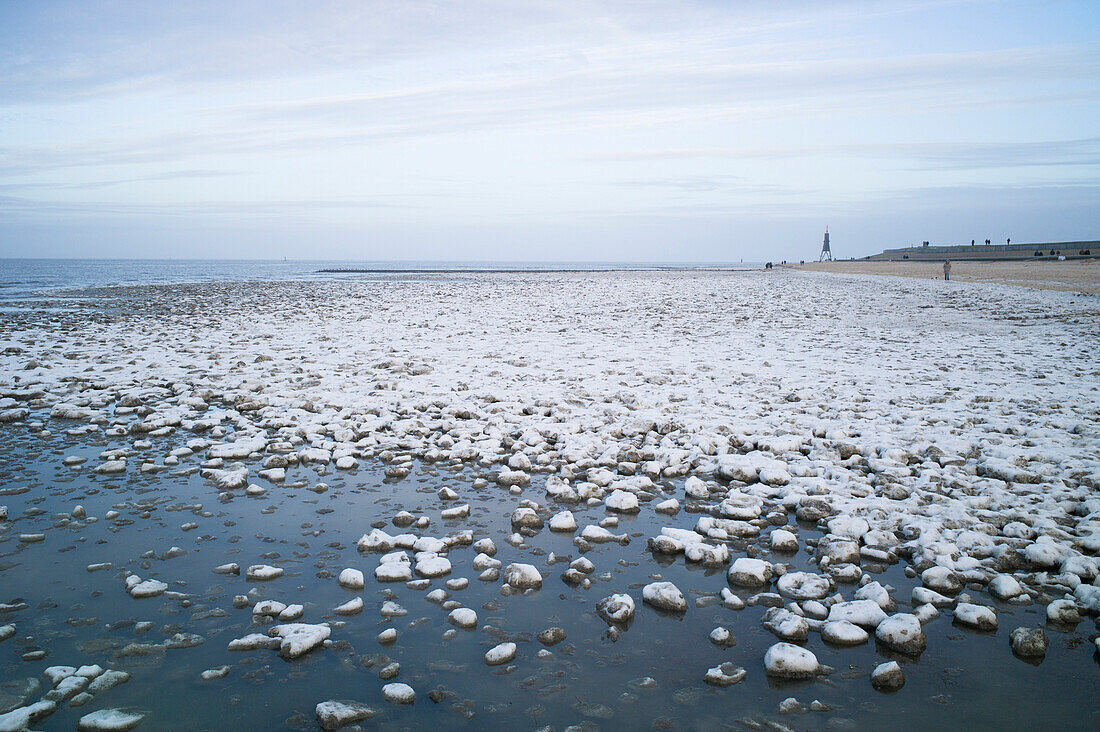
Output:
[{"xmin": 787, "ymin": 259, "xmax": 1100, "ymax": 295}]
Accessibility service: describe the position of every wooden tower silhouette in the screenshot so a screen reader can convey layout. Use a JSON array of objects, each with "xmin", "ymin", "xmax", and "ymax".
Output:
[{"xmin": 819, "ymin": 227, "xmax": 833, "ymax": 261}]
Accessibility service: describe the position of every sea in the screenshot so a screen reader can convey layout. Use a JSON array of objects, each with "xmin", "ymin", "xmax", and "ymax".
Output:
[{"xmin": 0, "ymin": 259, "xmax": 762, "ymax": 301}]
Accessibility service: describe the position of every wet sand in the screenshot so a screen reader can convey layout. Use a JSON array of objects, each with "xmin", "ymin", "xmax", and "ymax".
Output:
[{"xmin": 787, "ymin": 259, "xmax": 1100, "ymax": 295}]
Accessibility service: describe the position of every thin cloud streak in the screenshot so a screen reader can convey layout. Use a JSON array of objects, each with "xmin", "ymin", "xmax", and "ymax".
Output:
[
  {"xmin": 0, "ymin": 169, "xmax": 243, "ymax": 193},
  {"xmin": 0, "ymin": 195, "xmax": 417, "ymax": 219},
  {"xmin": 582, "ymin": 137, "xmax": 1100, "ymax": 171},
  {"xmin": 2, "ymin": 1, "xmax": 964, "ymax": 104},
  {"xmin": 3, "ymin": 52, "xmax": 1096, "ymax": 177},
  {"xmin": 566, "ymin": 181, "xmax": 1100, "ymax": 219}
]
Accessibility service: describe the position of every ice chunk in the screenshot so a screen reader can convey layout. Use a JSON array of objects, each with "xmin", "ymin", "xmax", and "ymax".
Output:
[
  {"xmin": 763, "ymin": 642, "xmax": 818, "ymax": 679},
  {"xmin": 727, "ymin": 558, "xmax": 772, "ymax": 588},
  {"xmin": 76, "ymin": 708, "xmax": 145, "ymax": 731},
  {"xmin": 874, "ymin": 614, "xmax": 926, "ymax": 655},
  {"xmin": 246, "ymin": 565, "xmax": 283, "ymax": 581},
  {"xmin": 228, "ymin": 633, "xmax": 281, "ymax": 652},
  {"xmin": 415, "ymin": 555, "xmax": 452, "ymax": 578},
  {"xmin": 827, "ymin": 600, "xmax": 887, "ymax": 629},
  {"xmin": 447, "ymin": 608, "xmax": 477, "ymax": 629},
  {"xmin": 337, "ymin": 568, "xmax": 364, "ymax": 590},
  {"xmin": 381, "ymin": 683, "xmax": 415, "ymax": 704},
  {"xmin": 822, "ymin": 620, "xmax": 869, "ymax": 645},
  {"xmin": 0, "ymin": 700, "xmax": 57, "ymax": 730},
  {"xmin": 762, "ymin": 607, "xmax": 809, "ymax": 641},
  {"xmin": 485, "ymin": 642, "xmax": 517, "ymax": 665},
  {"xmin": 375, "ymin": 561, "xmax": 412, "ymax": 582},
  {"xmin": 921, "ymin": 566, "xmax": 962, "ymax": 595},
  {"xmin": 605, "ymin": 489, "xmax": 640, "ymax": 513},
  {"xmin": 1046, "ymin": 598, "xmax": 1081, "ymax": 624},
  {"xmin": 953, "ymin": 603, "xmax": 997, "ymax": 631},
  {"xmin": 333, "ymin": 597, "xmax": 363, "ymax": 615},
  {"xmin": 596, "ymin": 593, "xmax": 636, "ymax": 624},
  {"xmin": 357, "ymin": 529, "xmax": 395, "ymax": 553},
  {"xmin": 770, "ymin": 529, "xmax": 799, "ymax": 552},
  {"xmin": 549, "ymin": 511, "xmax": 577, "ymax": 532},
  {"xmin": 704, "ymin": 662, "xmax": 746, "ymax": 687},
  {"xmin": 776, "ymin": 572, "xmax": 831, "ymax": 601},
  {"xmin": 315, "ymin": 700, "xmax": 375, "ymax": 730},
  {"xmin": 641, "ymin": 582, "xmax": 686, "ymax": 613},
  {"xmin": 269, "ymin": 623, "xmax": 330, "ymax": 659},
  {"xmin": 870, "ymin": 661, "xmax": 905, "ymax": 691},
  {"xmin": 128, "ymin": 579, "xmax": 168, "ymax": 599},
  {"xmin": 1009, "ymin": 627, "xmax": 1048, "ymax": 658},
  {"xmin": 504, "ymin": 563, "xmax": 542, "ymax": 590}
]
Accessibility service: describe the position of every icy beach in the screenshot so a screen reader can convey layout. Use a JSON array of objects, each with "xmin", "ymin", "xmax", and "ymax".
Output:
[{"xmin": 1, "ymin": 268, "xmax": 1098, "ymax": 730}]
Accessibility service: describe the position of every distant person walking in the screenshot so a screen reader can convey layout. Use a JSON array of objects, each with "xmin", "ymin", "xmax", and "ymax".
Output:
[{"xmin": 943, "ymin": 259, "xmax": 951, "ymax": 281}]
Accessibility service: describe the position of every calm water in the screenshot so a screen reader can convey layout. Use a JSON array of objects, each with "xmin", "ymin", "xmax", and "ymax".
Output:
[{"xmin": 1, "ymin": 403, "xmax": 1097, "ymax": 731}]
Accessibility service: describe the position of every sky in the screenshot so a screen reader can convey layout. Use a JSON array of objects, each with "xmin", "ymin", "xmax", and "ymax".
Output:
[{"xmin": 0, "ymin": 0, "xmax": 1097, "ymax": 262}]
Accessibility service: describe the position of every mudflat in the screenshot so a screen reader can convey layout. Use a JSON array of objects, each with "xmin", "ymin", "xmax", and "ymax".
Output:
[{"xmin": 2, "ymin": 269, "xmax": 1099, "ymax": 730}]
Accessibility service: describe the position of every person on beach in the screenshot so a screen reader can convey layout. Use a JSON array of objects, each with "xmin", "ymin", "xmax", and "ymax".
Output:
[{"xmin": 943, "ymin": 259, "xmax": 951, "ymax": 281}]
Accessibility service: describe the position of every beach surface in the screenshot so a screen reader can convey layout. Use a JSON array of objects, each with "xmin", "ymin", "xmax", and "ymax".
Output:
[
  {"xmin": 787, "ymin": 259, "xmax": 1100, "ymax": 294},
  {"xmin": 0, "ymin": 268, "xmax": 1098, "ymax": 730}
]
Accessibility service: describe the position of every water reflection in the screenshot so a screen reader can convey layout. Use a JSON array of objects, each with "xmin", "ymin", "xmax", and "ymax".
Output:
[{"xmin": 0, "ymin": 409, "xmax": 1097, "ymax": 731}]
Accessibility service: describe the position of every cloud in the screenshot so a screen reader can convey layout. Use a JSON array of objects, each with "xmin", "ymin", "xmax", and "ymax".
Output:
[
  {"xmin": 1, "ymin": 1, "xmax": 1027, "ymax": 106},
  {"xmin": 3, "ymin": 40, "xmax": 1095, "ymax": 179},
  {"xmin": 0, "ymin": 194, "xmax": 416, "ymax": 220},
  {"xmin": 582, "ymin": 137, "xmax": 1100, "ymax": 171},
  {"xmin": 0, "ymin": 0, "xmax": 735, "ymax": 104},
  {"xmin": 0, "ymin": 1, "xmax": 1096, "ymax": 259},
  {"xmin": 897, "ymin": 138, "xmax": 1100, "ymax": 170},
  {"xmin": 0, "ymin": 169, "xmax": 242, "ymax": 192},
  {"xmin": 226, "ymin": 42, "xmax": 1099, "ymax": 128},
  {"xmin": 553, "ymin": 179, "xmax": 1100, "ymax": 220},
  {"xmin": 607, "ymin": 175, "xmax": 806, "ymax": 195},
  {"xmin": 870, "ymin": 180, "xmax": 1100, "ymax": 210}
]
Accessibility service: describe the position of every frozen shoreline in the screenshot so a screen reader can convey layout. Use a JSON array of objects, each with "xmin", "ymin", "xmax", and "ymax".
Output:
[
  {"xmin": 3, "ymin": 270, "xmax": 1098, "ymax": 553},
  {"xmin": 1, "ymin": 268, "xmax": 1098, "ymax": 727}
]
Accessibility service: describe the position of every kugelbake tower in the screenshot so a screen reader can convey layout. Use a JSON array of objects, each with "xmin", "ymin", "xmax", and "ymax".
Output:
[{"xmin": 819, "ymin": 228, "xmax": 833, "ymax": 261}]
